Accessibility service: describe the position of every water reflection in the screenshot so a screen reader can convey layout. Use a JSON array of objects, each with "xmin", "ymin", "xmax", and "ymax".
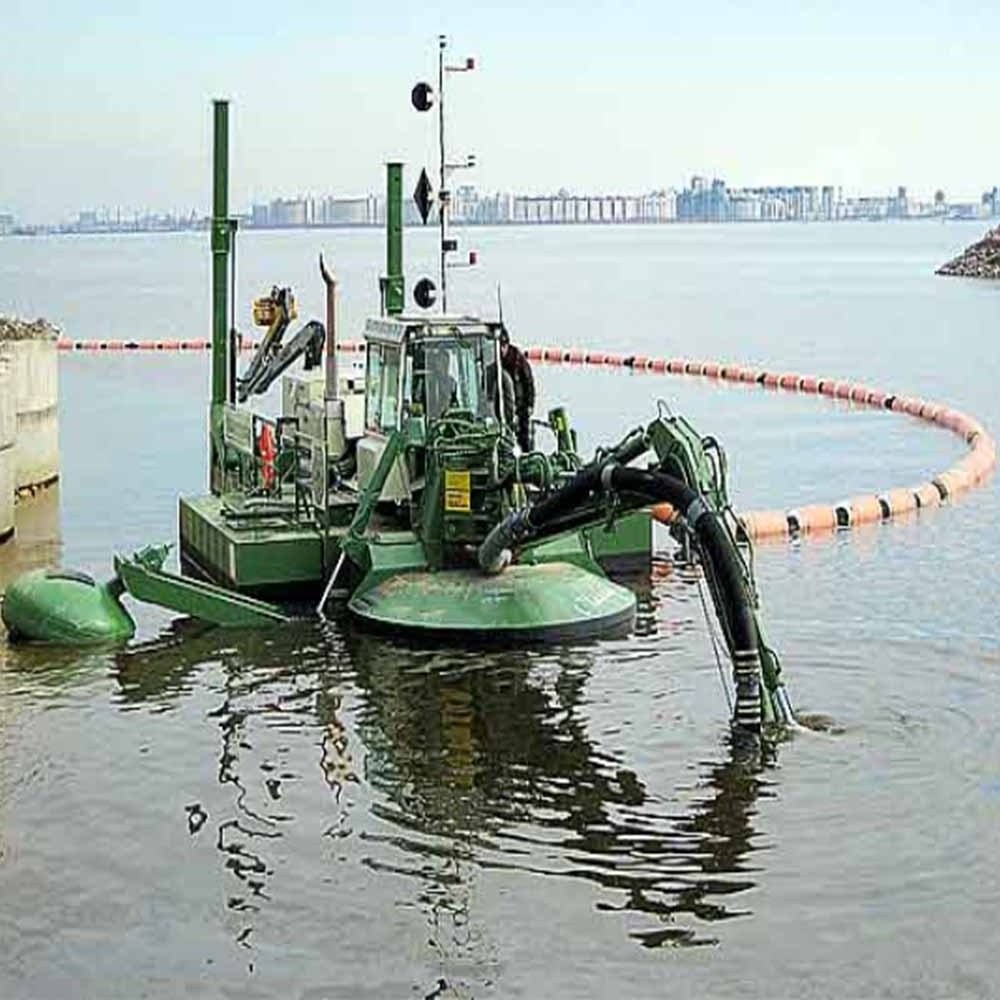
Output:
[
  {"xmin": 343, "ymin": 627, "xmax": 772, "ymax": 948},
  {"xmin": 112, "ymin": 624, "xmax": 325, "ymax": 951},
  {"xmin": 101, "ymin": 563, "xmax": 773, "ymax": 962},
  {"xmin": 113, "ymin": 617, "xmax": 219, "ymax": 708},
  {"xmin": 0, "ymin": 483, "xmax": 61, "ymax": 594}
]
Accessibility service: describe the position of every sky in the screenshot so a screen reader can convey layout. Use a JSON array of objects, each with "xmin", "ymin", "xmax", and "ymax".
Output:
[{"xmin": 2, "ymin": 0, "xmax": 998, "ymax": 223}]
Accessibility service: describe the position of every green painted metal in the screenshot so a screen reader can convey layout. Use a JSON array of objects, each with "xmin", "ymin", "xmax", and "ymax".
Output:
[
  {"xmin": 647, "ymin": 412, "xmax": 724, "ymax": 507},
  {"xmin": 548, "ymin": 406, "xmax": 575, "ymax": 454},
  {"xmin": 419, "ymin": 449, "xmax": 446, "ymax": 569},
  {"xmin": 178, "ymin": 494, "xmax": 650, "ymax": 598},
  {"xmin": 179, "ymin": 494, "xmax": 329, "ymax": 590},
  {"xmin": 211, "ymin": 100, "xmax": 230, "ymax": 408},
  {"xmin": 385, "ymin": 162, "xmax": 404, "ymax": 315},
  {"xmin": 585, "ymin": 509, "xmax": 652, "ymax": 563},
  {"xmin": 208, "ymin": 101, "xmax": 232, "ymax": 493},
  {"xmin": 343, "ymin": 430, "xmax": 405, "ymax": 571},
  {"xmin": 210, "ymin": 99, "xmax": 231, "ymax": 494},
  {"xmin": 518, "ymin": 511, "xmax": 651, "ymax": 570},
  {"xmin": 116, "ymin": 545, "xmax": 290, "ymax": 627},
  {"xmin": 1, "ymin": 569, "xmax": 135, "ymax": 644},
  {"xmin": 350, "ymin": 533, "xmax": 429, "ymax": 601},
  {"xmin": 348, "ymin": 561, "xmax": 636, "ymax": 639},
  {"xmin": 520, "ymin": 529, "xmax": 603, "ymax": 573}
]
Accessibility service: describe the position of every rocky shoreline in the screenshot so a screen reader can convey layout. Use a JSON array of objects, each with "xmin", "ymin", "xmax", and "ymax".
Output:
[
  {"xmin": 0, "ymin": 315, "xmax": 60, "ymax": 342},
  {"xmin": 936, "ymin": 225, "xmax": 1000, "ymax": 279}
]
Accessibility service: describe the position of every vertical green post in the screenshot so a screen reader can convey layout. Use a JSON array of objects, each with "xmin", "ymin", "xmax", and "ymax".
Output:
[
  {"xmin": 385, "ymin": 162, "xmax": 404, "ymax": 315},
  {"xmin": 209, "ymin": 99, "xmax": 230, "ymax": 493}
]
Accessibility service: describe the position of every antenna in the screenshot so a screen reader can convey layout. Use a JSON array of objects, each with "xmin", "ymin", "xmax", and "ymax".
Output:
[{"xmin": 411, "ymin": 35, "xmax": 477, "ymax": 313}]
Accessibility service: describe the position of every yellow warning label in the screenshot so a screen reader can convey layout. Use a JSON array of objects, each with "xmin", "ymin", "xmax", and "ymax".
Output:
[{"xmin": 444, "ymin": 469, "xmax": 472, "ymax": 512}]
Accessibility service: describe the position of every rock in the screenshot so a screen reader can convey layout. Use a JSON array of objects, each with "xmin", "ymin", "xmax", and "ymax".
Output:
[
  {"xmin": 0, "ymin": 316, "xmax": 61, "ymax": 342},
  {"xmin": 936, "ymin": 225, "xmax": 1000, "ymax": 279}
]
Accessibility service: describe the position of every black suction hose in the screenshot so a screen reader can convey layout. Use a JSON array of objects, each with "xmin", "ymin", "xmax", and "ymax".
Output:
[
  {"xmin": 609, "ymin": 470, "xmax": 759, "ymax": 688},
  {"xmin": 478, "ymin": 461, "xmax": 763, "ymax": 732}
]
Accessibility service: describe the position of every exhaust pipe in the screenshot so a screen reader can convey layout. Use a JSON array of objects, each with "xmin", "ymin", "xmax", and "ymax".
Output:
[{"xmin": 319, "ymin": 254, "xmax": 339, "ymax": 402}]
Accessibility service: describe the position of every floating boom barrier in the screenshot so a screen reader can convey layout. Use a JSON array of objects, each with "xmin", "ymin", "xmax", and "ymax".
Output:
[{"xmin": 58, "ymin": 337, "xmax": 995, "ymax": 542}]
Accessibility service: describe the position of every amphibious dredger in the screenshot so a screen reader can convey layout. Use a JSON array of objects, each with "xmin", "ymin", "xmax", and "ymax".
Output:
[{"xmin": 1, "ymin": 40, "xmax": 793, "ymax": 738}]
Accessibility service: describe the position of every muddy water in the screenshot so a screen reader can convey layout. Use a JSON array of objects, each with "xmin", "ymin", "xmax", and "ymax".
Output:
[{"xmin": 0, "ymin": 221, "xmax": 998, "ymax": 998}]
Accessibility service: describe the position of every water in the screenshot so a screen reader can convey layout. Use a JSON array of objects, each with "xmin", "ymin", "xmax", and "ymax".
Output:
[{"xmin": 1, "ymin": 221, "xmax": 998, "ymax": 998}]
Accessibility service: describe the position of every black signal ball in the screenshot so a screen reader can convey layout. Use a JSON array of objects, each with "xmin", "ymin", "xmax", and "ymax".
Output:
[
  {"xmin": 414, "ymin": 278, "xmax": 437, "ymax": 309},
  {"xmin": 411, "ymin": 82, "xmax": 434, "ymax": 112}
]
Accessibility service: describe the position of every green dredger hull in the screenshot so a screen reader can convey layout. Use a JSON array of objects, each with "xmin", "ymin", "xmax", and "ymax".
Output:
[
  {"xmin": 2, "ymin": 523, "xmax": 644, "ymax": 643},
  {"xmin": 348, "ymin": 562, "xmax": 637, "ymax": 640},
  {"xmin": 1, "ymin": 570, "xmax": 134, "ymax": 645}
]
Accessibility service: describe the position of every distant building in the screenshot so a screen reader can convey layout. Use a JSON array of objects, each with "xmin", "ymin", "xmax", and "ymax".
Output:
[
  {"xmin": 0, "ymin": 213, "xmax": 14, "ymax": 235},
  {"xmin": 891, "ymin": 186, "xmax": 909, "ymax": 218},
  {"xmin": 821, "ymin": 186, "xmax": 835, "ymax": 220},
  {"xmin": 677, "ymin": 177, "xmax": 729, "ymax": 222},
  {"xmin": 318, "ymin": 196, "xmax": 370, "ymax": 225},
  {"xmin": 640, "ymin": 190, "xmax": 677, "ymax": 222},
  {"xmin": 267, "ymin": 198, "xmax": 308, "ymax": 227}
]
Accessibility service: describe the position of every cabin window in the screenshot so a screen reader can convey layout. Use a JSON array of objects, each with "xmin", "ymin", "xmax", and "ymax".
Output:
[
  {"xmin": 365, "ymin": 343, "xmax": 401, "ymax": 433},
  {"xmin": 407, "ymin": 337, "xmax": 497, "ymax": 423}
]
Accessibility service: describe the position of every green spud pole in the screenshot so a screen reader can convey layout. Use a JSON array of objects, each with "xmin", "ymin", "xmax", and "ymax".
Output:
[
  {"xmin": 210, "ymin": 99, "xmax": 230, "ymax": 491},
  {"xmin": 385, "ymin": 162, "xmax": 404, "ymax": 315}
]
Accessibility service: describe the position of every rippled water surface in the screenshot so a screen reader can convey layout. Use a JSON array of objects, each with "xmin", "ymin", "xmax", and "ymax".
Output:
[{"xmin": 1, "ymin": 222, "xmax": 999, "ymax": 998}]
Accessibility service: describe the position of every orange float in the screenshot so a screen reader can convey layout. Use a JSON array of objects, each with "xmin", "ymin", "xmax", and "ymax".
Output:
[
  {"xmin": 879, "ymin": 488, "xmax": 919, "ymax": 517},
  {"xmin": 912, "ymin": 482, "xmax": 942, "ymax": 508},
  {"xmin": 836, "ymin": 495, "xmax": 883, "ymax": 528},
  {"xmin": 62, "ymin": 338, "xmax": 997, "ymax": 544},
  {"xmin": 787, "ymin": 505, "xmax": 838, "ymax": 534},
  {"xmin": 738, "ymin": 509, "xmax": 790, "ymax": 541}
]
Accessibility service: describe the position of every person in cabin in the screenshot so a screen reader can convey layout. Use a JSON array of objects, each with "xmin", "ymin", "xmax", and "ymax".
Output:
[
  {"xmin": 499, "ymin": 325, "xmax": 535, "ymax": 451},
  {"xmin": 424, "ymin": 345, "xmax": 458, "ymax": 421}
]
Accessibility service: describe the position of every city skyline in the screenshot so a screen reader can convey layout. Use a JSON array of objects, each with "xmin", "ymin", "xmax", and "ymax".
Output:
[
  {"xmin": 4, "ymin": 162, "xmax": 1000, "ymax": 231},
  {"xmin": 2, "ymin": 2, "xmax": 999, "ymax": 224},
  {"xmin": 4, "ymin": 176, "xmax": 997, "ymax": 238}
]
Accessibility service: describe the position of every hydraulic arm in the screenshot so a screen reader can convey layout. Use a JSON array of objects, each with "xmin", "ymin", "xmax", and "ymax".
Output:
[
  {"xmin": 237, "ymin": 319, "xmax": 325, "ymax": 400},
  {"xmin": 237, "ymin": 287, "xmax": 326, "ymax": 401},
  {"xmin": 478, "ymin": 411, "xmax": 794, "ymax": 737}
]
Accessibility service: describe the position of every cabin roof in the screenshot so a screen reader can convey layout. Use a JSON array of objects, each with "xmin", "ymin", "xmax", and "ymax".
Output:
[{"xmin": 363, "ymin": 314, "xmax": 499, "ymax": 345}]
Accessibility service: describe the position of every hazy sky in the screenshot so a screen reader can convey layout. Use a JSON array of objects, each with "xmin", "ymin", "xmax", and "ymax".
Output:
[{"xmin": 2, "ymin": 1, "xmax": 998, "ymax": 222}]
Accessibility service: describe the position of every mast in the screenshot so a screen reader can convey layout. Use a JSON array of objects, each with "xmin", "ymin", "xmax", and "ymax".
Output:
[
  {"xmin": 411, "ymin": 36, "xmax": 476, "ymax": 314},
  {"xmin": 438, "ymin": 35, "xmax": 447, "ymax": 312}
]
